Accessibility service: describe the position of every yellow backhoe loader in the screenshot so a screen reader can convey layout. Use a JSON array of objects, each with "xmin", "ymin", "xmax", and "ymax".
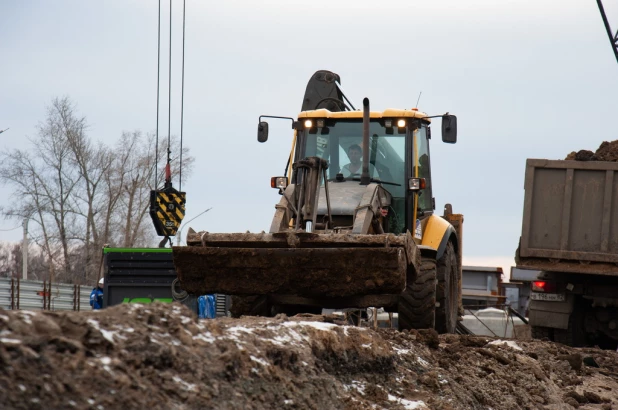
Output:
[{"xmin": 172, "ymin": 70, "xmax": 463, "ymax": 333}]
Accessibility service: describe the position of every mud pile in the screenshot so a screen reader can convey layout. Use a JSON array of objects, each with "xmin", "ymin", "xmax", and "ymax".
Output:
[
  {"xmin": 566, "ymin": 140, "xmax": 618, "ymax": 162},
  {"xmin": 1, "ymin": 303, "xmax": 617, "ymax": 409}
]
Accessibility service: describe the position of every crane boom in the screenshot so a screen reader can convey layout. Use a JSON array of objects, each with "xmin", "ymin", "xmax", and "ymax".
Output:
[{"xmin": 596, "ymin": 0, "xmax": 618, "ymax": 64}]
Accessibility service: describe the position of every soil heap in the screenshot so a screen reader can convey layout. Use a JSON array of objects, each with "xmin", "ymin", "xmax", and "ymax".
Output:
[
  {"xmin": 566, "ymin": 140, "xmax": 618, "ymax": 162},
  {"xmin": 1, "ymin": 303, "xmax": 617, "ymax": 410}
]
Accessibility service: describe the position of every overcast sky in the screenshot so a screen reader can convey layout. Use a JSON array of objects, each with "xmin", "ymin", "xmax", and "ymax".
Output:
[{"xmin": 1, "ymin": 0, "xmax": 617, "ymax": 277}]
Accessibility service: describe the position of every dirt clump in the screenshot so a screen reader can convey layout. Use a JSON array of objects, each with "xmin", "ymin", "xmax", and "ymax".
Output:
[
  {"xmin": 566, "ymin": 139, "xmax": 618, "ymax": 161},
  {"xmin": 1, "ymin": 303, "xmax": 618, "ymax": 409}
]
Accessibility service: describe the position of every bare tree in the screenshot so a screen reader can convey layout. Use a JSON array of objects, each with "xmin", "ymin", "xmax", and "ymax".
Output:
[{"xmin": 0, "ymin": 97, "xmax": 194, "ymax": 284}]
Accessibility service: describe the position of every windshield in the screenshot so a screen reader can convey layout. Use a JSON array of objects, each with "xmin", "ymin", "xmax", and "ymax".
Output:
[{"xmin": 302, "ymin": 120, "xmax": 407, "ymax": 197}]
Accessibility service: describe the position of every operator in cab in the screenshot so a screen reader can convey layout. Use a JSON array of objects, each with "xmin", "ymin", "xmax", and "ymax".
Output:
[{"xmin": 340, "ymin": 144, "xmax": 378, "ymax": 178}]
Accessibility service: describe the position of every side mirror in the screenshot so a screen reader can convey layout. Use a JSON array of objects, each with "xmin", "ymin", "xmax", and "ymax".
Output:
[
  {"xmin": 441, "ymin": 115, "xmax": 457, "ymax": 144},
  {"xmin": 257, "ymin": 121, "xmax": 269, "ymax": 143}
]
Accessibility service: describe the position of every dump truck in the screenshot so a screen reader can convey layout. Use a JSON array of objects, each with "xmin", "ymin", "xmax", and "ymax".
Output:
[
  {"xmin": 516, "ymin": 158, "xmax": 618, "ymax": 347},
  {"xmin": 172, "ymin": 70, "xmax": 463, "ymax": 333}
]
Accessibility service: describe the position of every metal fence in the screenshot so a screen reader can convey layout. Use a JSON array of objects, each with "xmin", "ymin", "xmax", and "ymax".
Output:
[{"xmin": 0, "ymin": 278, "xmax": 92, "ymax": 311}]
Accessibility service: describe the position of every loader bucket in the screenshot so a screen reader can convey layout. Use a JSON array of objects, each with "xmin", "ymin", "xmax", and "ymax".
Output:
[{"xmin": 172, "ymin": 231, "xmax": 419, "ymax": 299}]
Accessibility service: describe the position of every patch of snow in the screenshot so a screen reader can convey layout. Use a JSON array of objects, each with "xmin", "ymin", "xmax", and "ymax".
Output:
[
  {"xmin": 173, "ymin": 376, "xmax": 197, "ymax": 392},
  {"xmin": 270, "ymin": 334, "xmax": 293, "ymax": 346},
  {"xmin": 302, "ymin": 361, "xmax": 309, "ymax": 366},
  {"xmin": 295, "ymin": 321, "xmax": 339, "ymax": 331},
  {"xmin": 388, "ymin": 394, "xmax": 427, "ymax": 409},
  {"xmin": 88, "ymin": 399, "xmax": 95, "ymax": 405},
  {"xmin": 417, "ymin": 357, "xmax": 429, "ymax": 367},
  {"xmin": 1, "ymin": 338, "xmax": 21, "ymax": 345},
  {"xmin": 284, "ymin": 399, "xmax": 294, "ymax": 405},
  {"xmin": 31, "ymin": 398, "xmax": 39, "ymax": 403},
  {"xmin": 18, "ymin": 310, "xmax": 35, "ymax": 324},
  {"xmin": 193, "ymin": 333, "xmax": 215, "ymax": 344},
  {"xmin": 250, "ymin": 355, "xmax": 270, "ymax": 367},
  {"xmin": 68, "ymin": 400, "xmax": 77, "ymax": 407},
  {"xmin": 488, "ymin": 340, "xmax": 522, "ymax": 351},
  {"xmin": 361, "ymin": 343, "xmax": 372, "ymax": 348},
  {"xmin": 18, "ymin": 384, "xmax": 26, "ymax": 392},
  {"xmin": 99, "ymin": 329, "xmax": 116, "ymax": 343},
  {"xmin": 251, "ymin": 368, "xmax": 260, "ymax": 374},
  {"xmin": 100, "ymin": 357, "xmax": 112, "ymax": 365},
  {"xmin": 227, "ymin": 326, "xmax": 255, "ymax": 335},
  {"xmin": 180, "ymin": 316, "xmax": 192, "ymax": 325},
  {"xmin": 0, "ymin": 314, "xmax": 9, "ymax": 322},
  {"xmin": 87, "ymin": 319, "xmax": 116, "ymax": 343},
  {"xmin": 344, "ymin": 381, "xmax": 366, "ymax": 395},
  {"xmin": 392, "ymin": 346, "xmax": 411, "ymax": 355}
]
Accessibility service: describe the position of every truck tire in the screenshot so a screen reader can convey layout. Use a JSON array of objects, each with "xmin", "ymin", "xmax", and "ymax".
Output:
[
  {"xmin": 230, "ymin": 295, "xmax": 271, "ymax": 318},
  {"xmin": 531, "ymin": 326, "xmax": 553, "ymax": 341},
  {"xmin": 398, "ymin": 257, "xmax": 437, "ymax": 331},
  {"xmin": 435, "ymin": 242, "xmax": 459, "ymax": 334}
]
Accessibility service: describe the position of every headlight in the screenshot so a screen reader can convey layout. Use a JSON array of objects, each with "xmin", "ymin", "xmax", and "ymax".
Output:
[
  {"xmin": 271, "ymin": 176, "xmax": 288, "ymax": 190},
  {"xmin": 408, "ymin": 178, "xmax": 426, "ymax": 191}
]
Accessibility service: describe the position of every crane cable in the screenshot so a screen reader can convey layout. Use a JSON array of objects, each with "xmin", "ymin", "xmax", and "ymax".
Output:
[
  {"xmin": 180, "ymin": 0, "xmax": 186, "ymax": 191},
  {"xmin": 155, "ymin": 0, "xmax": 161, "ymax": 190},
  {"xmin": 150, "ymin": 0, "xmax": 187, "ymax": 247},
  {"xmin": 165, "ymin": 0, "xmax": 172, "ymax": 187},
  {"xmin": 155, "ymin": 0, "xmax": 186, "ymax": 190}
]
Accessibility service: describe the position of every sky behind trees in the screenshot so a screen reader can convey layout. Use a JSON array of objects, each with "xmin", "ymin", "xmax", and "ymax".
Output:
[{"xmin": 1, "ymin": 0, "xmax": 618, "ymax": 277}]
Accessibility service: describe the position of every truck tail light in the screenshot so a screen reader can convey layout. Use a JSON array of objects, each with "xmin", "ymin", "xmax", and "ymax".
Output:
[
  {"xmin": 532, "ymin": 281, "xmax": 558, "ymax": 293},
  {"xmin": 532, "ymin": 281, "xmax": 546, "ymax": 292}
]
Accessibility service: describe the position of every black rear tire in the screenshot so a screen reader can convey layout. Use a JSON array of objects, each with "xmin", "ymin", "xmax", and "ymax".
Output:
[
  {"xmin": 531, "ymin": 326, "xmax": 553, "ymax": 341},
  {"xmin": 398, "ymin": 257, "xmax": 437, "ymax": 331},
  {"xmin": 435, "ymin": 242, "xmax": 459, "ymax": 334}
]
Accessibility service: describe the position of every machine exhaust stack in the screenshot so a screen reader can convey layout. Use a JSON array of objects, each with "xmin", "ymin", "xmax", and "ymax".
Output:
[{"xmin": 360, "ymin": 97, "xmax": 371, "ymax": 185}]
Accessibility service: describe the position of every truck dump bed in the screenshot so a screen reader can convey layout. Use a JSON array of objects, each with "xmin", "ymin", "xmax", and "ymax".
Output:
[{"xmin": 516, "ymin": 159, "xmax": 618, "ymax": 275}]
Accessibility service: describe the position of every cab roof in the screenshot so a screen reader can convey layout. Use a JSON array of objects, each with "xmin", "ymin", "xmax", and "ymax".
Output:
[{"xmin": 298, "ymin": 108, "xmax": 431, "ymax": 122}]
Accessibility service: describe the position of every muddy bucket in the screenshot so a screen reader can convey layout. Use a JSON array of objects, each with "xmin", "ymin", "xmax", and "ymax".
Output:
[{"xmin": 172, "ymin": 231, "xmax": 418, "ymax": 298}]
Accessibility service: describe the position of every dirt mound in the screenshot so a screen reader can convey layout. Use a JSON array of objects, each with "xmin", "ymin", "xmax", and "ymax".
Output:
[
  {"xmin": 1, "ymin": 303, "xmax": 618, "ymax": 409},
  {"xmin": 566, "ymin": 140, "xmax": 618, "ymax": 162}
]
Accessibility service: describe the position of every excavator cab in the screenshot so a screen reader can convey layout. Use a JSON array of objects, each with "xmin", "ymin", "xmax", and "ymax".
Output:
[{"xmin": 172, "ymin": 70, "xmax": 463, "ymax": 333}]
